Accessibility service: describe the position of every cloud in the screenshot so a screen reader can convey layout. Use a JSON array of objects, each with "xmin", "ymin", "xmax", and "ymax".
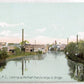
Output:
[
  {"xmin": 0, "ymin": 30, "xmax": 11, "ymax": 37},
  {"xmin": 0, "ymin": 31, "xmax": 67, "ymax": 44},
  {"xmin": 69, "ymin": 35, "xmax": 76, "ymax": 39},
  {"xmin": 0, "ymin": 30, "xmax": 21, "ymax": 38},
  {"xmin": 0, "ymin": 37, "xmax": 21, "ymax": 43},
  {"xmin": 51, "ymin": 24, "xmax": 64, "ymax": 31},
  {"xmin": 0, "ymin": 22, "xmax": 24, "ymax": 27},
  {"xmin": 52, "ymin": 24, "xmax": 58, "ymax": 30},
  {"xmin": 0, "ymin": 0, "xmax": 83, "ymax": 3},
  {"xmin": 36, "ymin": 27, "xmax": 46, "ymax": 33},
  {"xmin": 69, "ymin": 35, "xmax": 76, "ymax": 42},
  {"xmin": 28, "ymin": 35, "xmax": 67, "ymax": 44},
  {"xmin": 78, "ymin": 32, "xmax": 84, "ymax": 39},
  {"xmin": 78, "ymin": 32, "xmax": 84, "ymax": 36},
  {"xmin": 70, "ymin": 32, "xmax": 84, "ymax": 40},
  {"xmin": 68, "ymin": 32, "xmax": 84, "ymax": 42}
]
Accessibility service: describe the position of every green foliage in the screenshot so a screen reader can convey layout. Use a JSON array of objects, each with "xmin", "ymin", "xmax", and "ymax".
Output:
[
  {"xmin": 49, "ymin": 44, "xmax": 53, "ymax": 47},
  {"xmin": 78, "ymin": 40, "xmax": 84, "ymax": 56},
  {"xmin": 20, "ymin": 40, "xmax": 29, "ymax": 45},
  {"xmin": 8, "ymin": 43, "xmax": 14, "ymax": 45},
  {"xmin": 65, "ymin": 40, "xmax": 84, "ymax": 62},
  {"xmin": 20, "ymin": 40, "xmax": 29, "ymax": 52},
  {"xmin": 2, "ymin": 47, "xmax": 7, "ymax": 51},
  {"xmin": 14, "ymin": 47, "xmax": 21, "ymax": 55},
  {"xmin": 0, "ymin": 62, "xmax": 6, "ymax": 72},
  {"xmin": 37, "ymin": 50, "xmax": 42, "ymax": 54},
  {"xmin": 64, "ymin": 42, "xmax": 77, "ymax": 57},
  {"xmin": 67, "ymin": 59, "xmax": 84, "ymax": 81},
  {"xmin": 0, "ymin": 50, "xmax": 8, "ymax": 60},
  {"xmin": 50, "ymin": 48, "xmax": 55, "ymax": 51}
]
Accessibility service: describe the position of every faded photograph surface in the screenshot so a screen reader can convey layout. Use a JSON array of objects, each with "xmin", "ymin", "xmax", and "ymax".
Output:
[{"xmin": 0, "ymin": 0, "xmax": 84, "ymax": 82}]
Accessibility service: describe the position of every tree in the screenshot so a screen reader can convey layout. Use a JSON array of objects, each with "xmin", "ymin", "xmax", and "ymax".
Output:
[
  {"xmin": 78, "ymin": 40, "xmax": 84, "ymax": 58},
  {"xmin": 20, "ymin": 40, "xmax": 29, "ymax": 46},
  {"xmin": 64, "ymin": 42, "xmax": 77, "ymax": 57},
  {"xmin": 0, "ymin": 50, "xmax": 8, "ymax": 60},
  {"xmin": 20, "ymin": 40, "xmax": 29, "ymax": 52},
  {"xmin": 8, "ymin": 43, "xmax": 14, "ymax": 45},
  {"xmin": 0, "ymin": 62, "xmax": 6, "ymax": 72},
  {"xmin": 2, "ymin": 47, "xmax": 7, "ymax": 51},
  {"xmin": 14, "ymin": 47, "xmax": 21, "ymax": 55}
]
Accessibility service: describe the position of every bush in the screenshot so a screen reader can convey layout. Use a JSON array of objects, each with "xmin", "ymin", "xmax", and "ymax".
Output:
[
  {"xmin": 0, "ymin": 50, "xmax": 8, "ymax": 60},
  {"xmin": 78, "ymin": 40, "xmax": 84, "ymax": 58},
  {"xmin": 64, "ymin": 42, "xmax": 77, "ymax": 57},
  {"xmin": 14, "ymin": 47, "xmax": 21, "ymax": 55},
  {"xmin": 37, "ymin": 51, "xmax": 42, "ymax": 54},
  {"xmin": 64, "ymin": 40, "xmax": 84, "ymax": 60}
]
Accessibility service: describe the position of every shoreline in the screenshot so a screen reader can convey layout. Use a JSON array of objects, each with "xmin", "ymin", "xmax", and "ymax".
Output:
[
  {"xmin": 66, "ymin": 55, "xmax": 84, "ymax": 65},
  {"xmin": 6, "ymin": 55, "xmax": 28, "ymax": 61},
  {"xmin": 6, "ymin": 52, "xmax": 44, "ymax": 62}
]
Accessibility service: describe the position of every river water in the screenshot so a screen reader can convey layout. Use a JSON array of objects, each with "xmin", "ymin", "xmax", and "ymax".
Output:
[{"xmin": 0, "ymin": 51, "xmax": 84, "ymax": 82}]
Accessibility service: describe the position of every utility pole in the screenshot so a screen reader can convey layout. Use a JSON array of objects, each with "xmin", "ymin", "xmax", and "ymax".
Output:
[
  {"xmin": 55, "ymin": 40, "xmax": 57, "ymax": 45},
  {"xmin": 77, "ymin": 34, "xmax": 78, "ymax": 45},
  {"xmin": 67, "ymin": 38, "xmax": 69, "ymax": 44},
  {"xmin": 35, "ymin": 40, "xmax": 36, "ymax": 45},
  {"xmin": 54, "ymin": 40, "xmax": 57, "ymax": 51},
  {"xmin": 22, "ymin": 29, "xmax": 24, "ymax": 43}
]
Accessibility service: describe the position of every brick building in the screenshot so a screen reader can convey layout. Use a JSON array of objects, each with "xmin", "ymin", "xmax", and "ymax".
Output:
[{"xmin": 24, "ymin": 44, "xmax": 48, "ymax": 53}]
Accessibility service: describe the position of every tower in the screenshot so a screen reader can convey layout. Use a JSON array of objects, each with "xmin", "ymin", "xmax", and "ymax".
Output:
[
  {"xmin": 55, "ymin": 40, "xmax": 57, "ymax": 45},
  {"xmin": 22, "ymin": 29, "xmax": 24, "ymax": 42},
  {"xmin": 67, "ymin": 38, "xmax": 69, "ymax": 44},
  {"xmin": 77, "ymin": 34, "xmax": 78, "ymax": 45}
]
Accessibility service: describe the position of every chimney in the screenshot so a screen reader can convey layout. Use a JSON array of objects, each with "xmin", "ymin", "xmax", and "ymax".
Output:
[
  {"xmin": 77, "ymin": 34, "xmax": 78, "ymax": 45},
  {"xmin": 55, "ymin": 40, "xmax": 57, "ymax": 45},
  {"xmin": 67, "ymin": 38, "xmax": 69, "ymax": 44},
  {"xmin": 35, "ymin": 40, "xmax": 36, "ymax": 45},
  {"xmin": 22, "ymin": 29, "xmax": 24, "ymax": 42}
]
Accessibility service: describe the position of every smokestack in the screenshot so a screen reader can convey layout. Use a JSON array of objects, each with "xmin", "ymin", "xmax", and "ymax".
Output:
[
  {"xmin": 35, "ymin": 40, "xmax": 36, "ymax": 45},
  {"xmin": 67, "ymin": 38, "xmax": 69, "ymax": 44},
  {"xmin": 22, "ymin": 29, "xmax": 24, "ymax": 42},
  {"xmin": 77, "ymin": 34, "xmax": 78, "ymax": 45},
  {"xmin": 55, "ymin": 40, "xmax": 57, "ymax": 45}
]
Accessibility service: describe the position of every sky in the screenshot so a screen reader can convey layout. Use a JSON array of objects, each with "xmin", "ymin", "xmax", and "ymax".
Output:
[
  {"xmin": 0, "ymin": 1, "xmax": 84, "ymax": 44},
  {"xmin": 0, "ymin": 0, "xmax": 84, "ymax": 3}
]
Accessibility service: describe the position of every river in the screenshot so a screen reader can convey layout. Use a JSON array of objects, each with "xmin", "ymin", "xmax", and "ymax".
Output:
[{"xmin": 0, "ymin": 51, "xmax": 84, "ymax": 82}]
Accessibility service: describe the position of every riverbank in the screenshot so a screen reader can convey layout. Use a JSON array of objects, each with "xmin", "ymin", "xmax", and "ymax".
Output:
[
  {"xmin": 0, "ymin": 59, "xmax": 6, "ymax": 63},
  {"xmin": 6, "ymin": 52, "xmax": 43, "ymax": 61},
  {"xmin": 66, "ymin": 55, "xmax": 84, "ymax": 64},
  {"xmin": 64, "ymin": 40, "xmax": 84, "ymax": 65}
]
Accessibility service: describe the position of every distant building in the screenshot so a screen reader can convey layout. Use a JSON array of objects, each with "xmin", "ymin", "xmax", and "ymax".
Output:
[
  {"xmin": 7, "ymin": 43, "xmax": 21, "ymax": 53},
  {"xmin": 56, "ymin": 45, "xmax": 60, "ymax": 51},
  {"xmin": 59, "ymin": 44, "xmax": 66, "ymax": 51},
  {"xmin": 0, "ymin": 42, "xmax": 7, "ymax": 46},
  {"xmin": 55, "ymin": 40, "xmax": 57, "ymax": 45},
  {"xmin": 49, "ymin": 44, "xmax": 66, "ymax": 51},
  {"xmin": 7, "ymin": 45, "xmax": 16, "ymax": 53},
  {"xmin": 8, "ymin": 43, "xmax": 20, "ymax": 47},
  {"xmin": 0, "ymin": 42, "xmax": 7, "ymax": 50},
  {"xmin": 24, "ymin": 44, "xmax": 48, "ymax": 53}
]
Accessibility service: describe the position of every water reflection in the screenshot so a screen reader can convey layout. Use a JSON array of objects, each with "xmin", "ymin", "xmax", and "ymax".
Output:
[
  {"xmin": 22, "ymin": 59, "xmax": 24, "ymax": 75},
  {"xmin": 21, "ymin": 54, "xmax": 46, "ymax": 75},
  {"xmin": 48, "ymin": 51, "xmax": 64, "ymax": 59},
  {"xmin": 67, "ymin": 59, "xmax": 84, "ymax": 81},
  {"xmin": 0, "ymin": 52, "xmax": 78, "ymax": 81},
  {"xmin": 0, "ymin": 61, "xmax": 6, "ymax": 72}
]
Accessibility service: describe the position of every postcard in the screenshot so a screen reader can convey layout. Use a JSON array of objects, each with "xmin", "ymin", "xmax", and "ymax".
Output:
[{"xmin": 0, "ymin": 0, "xmax": 84, "ymax": 83}]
